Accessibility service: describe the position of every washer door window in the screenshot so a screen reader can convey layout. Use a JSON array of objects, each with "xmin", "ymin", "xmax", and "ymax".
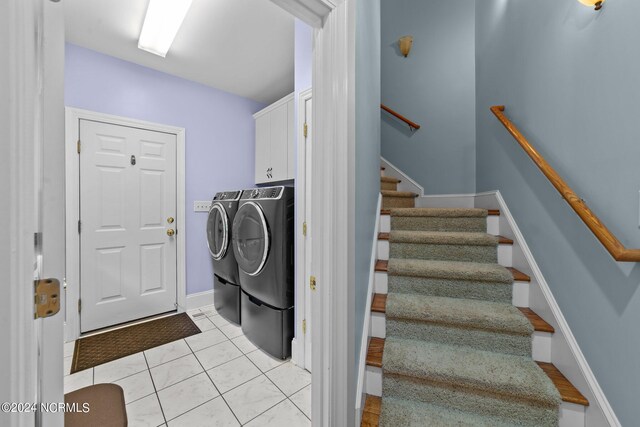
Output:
[
  {"xmin": 207, "ymin": 203, "xmax": 229, "ymax": 260},
  {"xmin": 233, "ymin": 202, "xmax": 269, "ymax": 276}
]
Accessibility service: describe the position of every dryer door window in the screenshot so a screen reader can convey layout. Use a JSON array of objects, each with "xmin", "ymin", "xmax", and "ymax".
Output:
[
  {"xmin": 207, "ymin": 203, "xmax": 229, "ymax": 260},
  {"xmin": 232, "ymin": 202, "xmax": 269, "ymax": 276}
]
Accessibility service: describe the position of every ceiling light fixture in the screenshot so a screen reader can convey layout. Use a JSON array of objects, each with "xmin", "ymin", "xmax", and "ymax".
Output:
[
  {"xmin": 578, "ymin": 0, "xmax": 604, "ymax": 10},
  {"xmin": 138, "ymin": 0, "xmax": 193, "ymax": 58}
]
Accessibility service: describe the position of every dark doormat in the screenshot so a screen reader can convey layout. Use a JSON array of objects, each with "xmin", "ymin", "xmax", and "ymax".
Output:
[{"xmin": 71, "ymin": 313, "xmax": 201, "ymax": 374}]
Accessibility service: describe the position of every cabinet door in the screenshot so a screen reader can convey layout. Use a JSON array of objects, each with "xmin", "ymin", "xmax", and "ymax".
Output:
[
  {"xmin": 269, "ymin": 104, "xmax": 289, "ymax": 182},
  {"xmin": 286, "ymin": 99, "xmax": 295, "ymax": 180},
  {"xmin": 255, "ymin": 114, "xmax": 271, "ymax": 184}
]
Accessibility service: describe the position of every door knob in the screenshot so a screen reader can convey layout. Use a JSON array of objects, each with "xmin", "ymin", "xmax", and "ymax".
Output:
[{"xmin": 167, "ymin": 229, "xmax": 175, "ymax": 237}]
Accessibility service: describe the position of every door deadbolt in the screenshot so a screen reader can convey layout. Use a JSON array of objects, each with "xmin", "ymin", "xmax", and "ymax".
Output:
[
  {"xmin": 130, "ymin": 155, "xmax": 136, "ymax": 166},
  {"xmin": 167, "ymin": 217, "xmax": 175, "ymax": 224}
]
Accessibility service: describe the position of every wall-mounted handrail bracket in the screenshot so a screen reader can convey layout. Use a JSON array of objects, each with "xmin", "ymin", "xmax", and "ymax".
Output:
[
  {"xmin": 490, "ymin": 105, "xmax": 640, "ymax": 262},
  {"xmin": 381, "ymin": 104, "xmax": 421, "ymax": 132}
]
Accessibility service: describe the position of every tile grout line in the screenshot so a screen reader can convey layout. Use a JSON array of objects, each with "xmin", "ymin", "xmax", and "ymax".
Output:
[{"xmin": 142, "ymin": 351, "xmax": 169, "ymax": 426}]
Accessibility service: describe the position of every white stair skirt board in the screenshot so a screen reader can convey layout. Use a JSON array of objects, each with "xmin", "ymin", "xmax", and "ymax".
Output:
[
  {"xmin": 356, "ymin": 194, "xmax": 382, "ymax": 422},
  {"xmin": 476, "ymin": 190, "xmax": 620, "ymax": 427},
  {"xmin": 381, "ymin": 156, "xmax": 424, "ymax": 196},
  {"xmin": 186, "ymin": 290, "xmax": 214, "ymax": 311}
]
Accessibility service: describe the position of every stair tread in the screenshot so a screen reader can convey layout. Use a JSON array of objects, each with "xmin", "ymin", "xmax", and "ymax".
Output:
[
  {"xmin": 497, "ymin": 235, "xmax": 513, "ymax": 245},
  {"xmin": 517, "ymin": 308, "xmax": 555, "ymax": 333},
  {"xmin": 385, "ymin": 259, "xmax": 513, "ymax": 284},
  {"xmin": 387, "ymin": 208, "xmax": 488, "ymax": 218},
  {"xmin": 366, "ymin": 339, "xmax": 584, "ymax": 406},
  {"xmin": 536, "ymin": 362, "xmax": 589, "ymax": 406},
  {"xmin": 361, "ymin": 395, "xmax": 382, "ymax": 427},
  {"xmin": 378, "ymin": 232, "xmax": 390, "ymax": 240},
  {"xmin": 389, "ymin": 230, "xmax": 499, "ymax": 246},
  {"xmin": 381, "ymin": 176, "xmax": 401, "ymax": 183},
  {"xmin": 385, "ymin": 294, "xmax": 533, "ymax": 335},
  {"xmin": 380, "ymin": 338, "xmax": 561, "ymax": 406},
  {"xmin": 507, "ymin": 267, "xmax": 531, "ymax": 282},
  {"xmin": 367, "ymin": 337, "xmax": 384, "ymax": 368},
  {"xmin": 371, "ymin": 294, "xmax": 387, "ymax": 313},
  {"xmin": 381, "ymin": 190, "xmax": 418, "ymax": 198},
  {"xmin": 375, "ymin": 260, "xmax": 388, "ymax": 272}
]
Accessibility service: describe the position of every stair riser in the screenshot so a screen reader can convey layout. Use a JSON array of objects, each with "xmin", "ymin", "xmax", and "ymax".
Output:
[
  {"xmin": 391, "ymin": 217, "xmax": 486, "ymax": 232},
  {"xmin": 386, "ymin": 319, "xmax": 532, "ymax": 357},
  {"xmin": 382, "ymin": 197, "xmax": 415, "ymax": 209},
  {"xmin": 390, "ymin": 242, "xmax": 498, "ymax": 264},
  {"xmin": 382, "ymin": 375, "xmax": 560, "ymax": 427},
  {"xmin": 381, "ymin": 182, "xmax": 398, "ymax": 191}
]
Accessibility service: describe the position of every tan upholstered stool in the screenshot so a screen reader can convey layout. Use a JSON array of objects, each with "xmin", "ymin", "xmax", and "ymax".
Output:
[{"xmin": 64, "ymin": 383, "xmax": 127, "ymax": 427}]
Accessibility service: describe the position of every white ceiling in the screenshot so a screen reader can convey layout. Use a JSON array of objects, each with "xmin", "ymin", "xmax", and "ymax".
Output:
[{"xmin": 64, "ymin": 0, "xmax": 294, "ymax": 104}]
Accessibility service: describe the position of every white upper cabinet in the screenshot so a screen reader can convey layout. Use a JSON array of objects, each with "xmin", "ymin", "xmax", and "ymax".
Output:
[{"xmin": 254, "ymin": 93, "xmax": 295, "ymax": 184}]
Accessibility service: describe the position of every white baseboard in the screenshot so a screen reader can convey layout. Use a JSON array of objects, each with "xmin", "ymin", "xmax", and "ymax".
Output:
[
  {"xmin": 486, "ymin": 190, "xmax": 620, "ymax": 427},
  {"xmin": 355, "ymin": 194, "xmax": 382, "ymax": 427},
  {"xmin": 381, "ymin": 156, "xmax": 424, "ymax": 196},
  {"xmin": 186, "ymin": 290, "xmax": 214, "ymax": 311}
]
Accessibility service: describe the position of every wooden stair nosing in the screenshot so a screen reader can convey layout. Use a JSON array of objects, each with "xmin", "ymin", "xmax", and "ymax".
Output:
[
  {"xmin": 537, "ymin": 362, "xmax": 589, "ymax": 406},
  {"xmin": 508, "ymin": 267, "xmax": 531, "ymax": 282},
  {"xmin": 366, "ymin": 337, "xmax": 384, "ymax": 368},
  {"xmin": 380, "ymin": 209, "xmax": 391, "ymax": 215},
  {"xmin": 365, "ymin": 338, "xmax": 588, "ymax": 407},
  {"xmin": 381, "ymin": 176, "xmax": 401, "ymax": 184},
  {"xmin": 488, "ymin": 209, "xmax": 500, "ymax": 216},
  {"xmin": 371, "ymin": 293, "xmax": 552, "ymax": 333},
  {"xmin": 381, "ymin": 190, "xmax": 418, "ymax": 199},
  {"xmin": 378, "ymin": 232, "xmax": 390, "ymax": 241},
  {"xmin": 371, "ymin": 294, "xmax": 387, "ymax": 313},
  {"xmin": 375, "ymin": 260, "xmax": 388, "ymax": 272},
  {"xmin": 361, "ymin": 395, "xmax": 381, "ymax": 427},
  {"xmin": 517, "ymin": 307, "xmax": 554, "ymax": 333}
]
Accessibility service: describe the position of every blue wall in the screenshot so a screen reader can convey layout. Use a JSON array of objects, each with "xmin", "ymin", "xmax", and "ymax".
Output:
[
  {"xmin": 355, "ymin": 0, "xmax": 381, "ymax": 373},
  {"xmin": 381, "ymin": 0, "xmax": 476, "ymax": 193},
  {"xmin": 476, "ymin": 1, "xmax": 640, "ymax": 424},
  {"xmin": 65, "ymin": 44, "xmax": 265, "ymax": 296}
]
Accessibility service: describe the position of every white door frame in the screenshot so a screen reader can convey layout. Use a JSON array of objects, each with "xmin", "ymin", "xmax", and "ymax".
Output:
[
  {"xmin": 64, "ymin": 108, "xmax": 186, "ymax": 341},
  {"xmin": 294, "ymin": 87, "xmax": 313, "ymax": 370},
  {"xmin": 272, "ymin": 0, "xmax": 356, "ymax": 425}
]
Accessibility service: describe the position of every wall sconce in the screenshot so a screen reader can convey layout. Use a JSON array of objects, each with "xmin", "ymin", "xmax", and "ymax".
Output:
[
  {"xmin": 398, "ymin": 36, "xmax": 413, "ymax": 58},
  {"xmin": 578, "ymin": 0, "xmax": 604, "ymax": 10}
]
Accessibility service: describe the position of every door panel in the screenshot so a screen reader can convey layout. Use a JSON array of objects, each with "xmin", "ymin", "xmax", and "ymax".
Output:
[{"xmin": 80, "ymin": 120, "xmax": 177, "ymax": 332}]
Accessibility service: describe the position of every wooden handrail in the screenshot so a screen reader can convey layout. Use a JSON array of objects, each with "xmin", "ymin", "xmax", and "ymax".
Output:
[
  {"xmin": 491, "ymin": 105, "xmax": 640, "ymax": 262},
  {"xmin": 381, "ymin": 104, "xmax": 421, "ymax": 131}
]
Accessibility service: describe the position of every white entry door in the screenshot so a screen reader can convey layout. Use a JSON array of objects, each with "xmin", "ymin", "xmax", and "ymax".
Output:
[{"xmin": 80, "ymin": 119, "xmax": 178, "ymax": 332}]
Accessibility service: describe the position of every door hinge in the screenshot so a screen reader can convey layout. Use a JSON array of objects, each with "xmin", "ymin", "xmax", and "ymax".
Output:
[
  {"xmin": 303, "ymin": 123, "xmax": 308, "ymax": 139},
  {"xmin": 77, "ymin": 139, "xmax": 81, "ymax": 154},
  {"xmin": 302, "ymin": 222, "xmax": 307, "ymax": 237},
  {"xmin": 302, "ymin": 319, "xmax": 307, "ymax": 334},
  {"xmin": 77, "ymin": 298, "xmax": 81, "ymax": 314},
  {"xmin": 77, "ymin": 220, "xmax": 81, "ymax": 234},
  {"xmin": 310, "ymin": 275, "xmax": 317, "ymax": 291}
]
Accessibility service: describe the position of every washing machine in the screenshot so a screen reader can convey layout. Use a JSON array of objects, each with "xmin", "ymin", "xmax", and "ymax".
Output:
[
  {"xmin": 207, "ymin": 190, "xmax": 242, "ymax": 324},
  {"xmin": 232, "ymin": 186, "xmax": 294, "ymax": 359}
]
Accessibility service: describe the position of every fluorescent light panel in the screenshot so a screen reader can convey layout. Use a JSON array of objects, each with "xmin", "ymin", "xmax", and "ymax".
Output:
[{"xmin": 138, "ymin": 0, "xmax": 193, "ymax": 58}]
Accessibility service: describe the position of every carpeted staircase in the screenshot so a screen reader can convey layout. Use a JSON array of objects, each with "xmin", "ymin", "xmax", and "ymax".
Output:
[{"xmin": 360, "ymin": 171, "xmax": 587, "ymax": 427}]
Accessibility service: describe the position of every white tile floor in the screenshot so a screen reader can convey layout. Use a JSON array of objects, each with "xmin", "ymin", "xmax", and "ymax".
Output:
[{"xmin": 63, "ymin": 306, "xmax": 311, "ymax": 427}]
